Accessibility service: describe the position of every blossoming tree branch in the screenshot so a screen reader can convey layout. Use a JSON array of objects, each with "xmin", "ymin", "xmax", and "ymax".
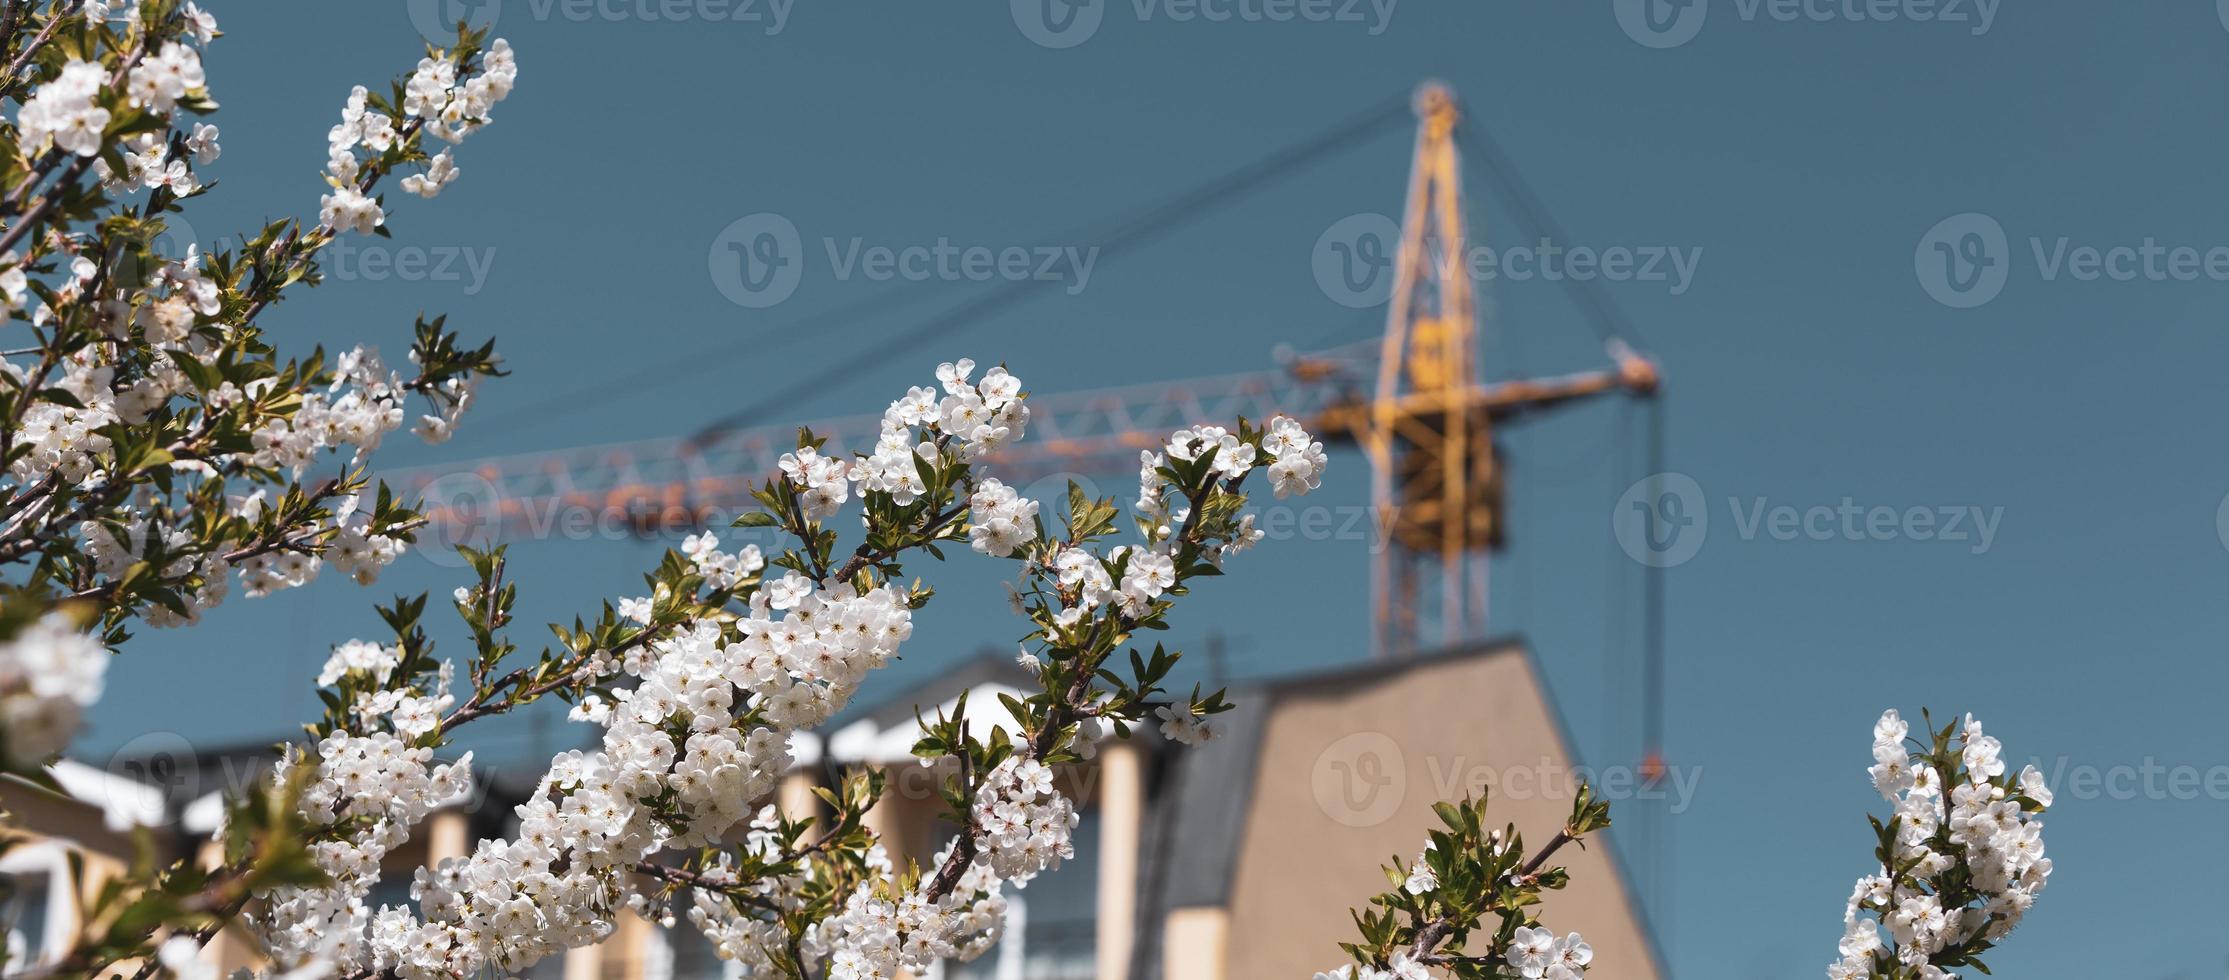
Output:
[
  {"xmin": 0, "ymin": 3, "xmax": 2052, "ymax": 979},
  {"xmin": 1311, "ymin": 710, "xmax": 2053, "ymax": 980}
]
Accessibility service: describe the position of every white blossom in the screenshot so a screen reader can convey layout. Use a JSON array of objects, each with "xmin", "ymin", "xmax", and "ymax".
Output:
[
  {"xmin": 124, "ymin": 42, "xmax": 206, "ymax": 113},
  {"xmin": 1263, "ymin": 415, "xmax": 1328, "ymax": 498},
  {"xmin": 0, "ymin": 613, "xmax": 109, "ymax": 765},
  {"xmin": 966, "ymin": 478, "xmax": 1037, "ymax": 557},
  {"xmin": 17, "ymin": 60, "xmax": 112, "ymax": 157},
  {"xmin": 1833, "ymin": 710, "xmax": 2051, "ymax": 978},
  {"xmin": 1154, "ymin": 704, "xmax": 1212, "ymax": 746}
]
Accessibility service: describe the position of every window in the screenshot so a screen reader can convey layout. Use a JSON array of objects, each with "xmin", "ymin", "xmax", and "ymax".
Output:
[
  {"xmin": 0, "ymin": 872, "xmax": 50, "ymax": 976},
  {"xmin": 0, "ymin": 843, "xmax": 71, "ymax": 978}
]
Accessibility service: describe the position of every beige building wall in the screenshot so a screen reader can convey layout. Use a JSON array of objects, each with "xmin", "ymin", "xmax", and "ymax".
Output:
[{"xmin": 1220, "ymin": 651, "xmax": 1661, "ymax": 980}]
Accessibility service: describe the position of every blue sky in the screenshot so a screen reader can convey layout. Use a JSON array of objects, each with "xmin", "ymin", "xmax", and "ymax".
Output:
[{"xmin": 75, "ymin": 2, "xmax": 2229, "ymax": 977}]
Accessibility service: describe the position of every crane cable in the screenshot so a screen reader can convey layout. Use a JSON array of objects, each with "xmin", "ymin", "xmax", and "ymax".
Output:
[
  {"xmin": 1639, "ymin": 392, "xmax": 1671, "ymax": 954},
  {"xmin": 1458, "ymin": 111, "xmax": 1672, "ymax": 948},
  {"xmin": 682, "ymin": 93, "xmax": 1415, "ymax": 446},
  {"xmin": 478, "ymin": 93, "xmax": 1412, "ymax": 440},
  {"xmin": 1455, "ymin": 122, "xmax": 1651, "ymax": 353},
  {"xmin": 475, "ymin": 249, "xmax": 1028, "ymax": 436},
  {"xmin": 1453, "ymin": 111, "xmax": 1667, "ymax": 776}
]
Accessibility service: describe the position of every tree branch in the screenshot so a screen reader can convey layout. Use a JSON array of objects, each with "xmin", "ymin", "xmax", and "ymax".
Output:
[{"xmin": 1410, "ymin": 829, "xmax": 1580, "ymax": 965}]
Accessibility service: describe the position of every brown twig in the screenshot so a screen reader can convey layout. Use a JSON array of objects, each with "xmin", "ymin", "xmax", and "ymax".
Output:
[
  {"xmin": 1409, "ymin": 829, "xmax": 1581, "ymax": 965},
  {"xmin": 0, "ymin": 0, "xmax": 83, "ymax": 100},
  {"xmin": 915, "ymin": 475, "xmax": 1231, "ymax": 906},
  {"xmin": 823, "ymin": 501, "xmax": 966, "ymax": 587}
]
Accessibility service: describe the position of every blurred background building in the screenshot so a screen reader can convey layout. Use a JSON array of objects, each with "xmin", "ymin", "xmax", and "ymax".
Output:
[{"xmin": 3, "ymin": 636, "xmax": 1662, "ymax": 980}]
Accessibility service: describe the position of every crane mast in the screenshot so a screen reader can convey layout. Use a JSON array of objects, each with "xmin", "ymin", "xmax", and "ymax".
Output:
[{"xmin": 1313, "ymin": 82, "xmax": 1657, "ymax": 659}]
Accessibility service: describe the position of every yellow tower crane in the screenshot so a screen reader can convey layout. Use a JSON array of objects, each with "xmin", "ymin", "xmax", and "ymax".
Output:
[
  {"xmin": 1315, "ymin": 82, "xmax": 1661, "ymax": 660},
  {"xmin": 399, "ymin": 81, "xmax": 1663, "ymax": 666}
]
